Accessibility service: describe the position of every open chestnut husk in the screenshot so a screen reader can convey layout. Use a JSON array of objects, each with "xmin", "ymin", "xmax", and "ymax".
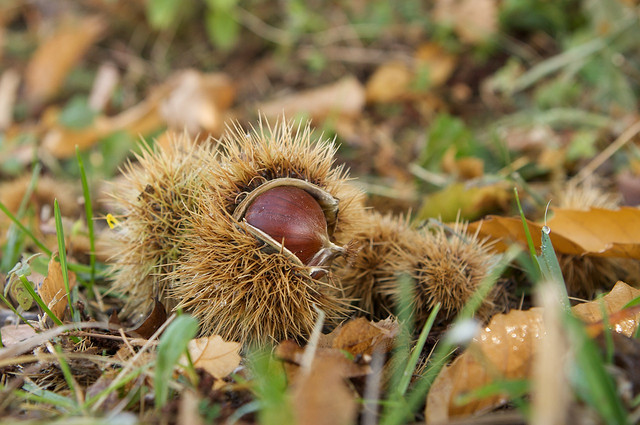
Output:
[
  {"xmin": 233, "ymin": 178, "xmax": 348, "ymax": 279},
  {"xmin": 166, "ymin": 119, "xmax": 366, "ymax": 343}
]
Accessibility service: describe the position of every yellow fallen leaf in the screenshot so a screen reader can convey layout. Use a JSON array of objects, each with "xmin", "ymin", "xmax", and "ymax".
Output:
[
  {"xmin": 572, "ymin": 281, "xmax": 640, "ymax": 337},
  {"xmin": 468, "ymin": 207, "xmax": 640, "ymax": 259},
  {"xmin": 366, "ymin": 43, "xmax": 457, "ymax": 104},
  {"xmin": 425, "ymin": 309, "xmax": 544, "ymax": 423},
  {"xmin": 366, "ymin": 61, "xmax": 413, "ymax": 103},
  {"xmin": 187, "ymin": 335, "xmax": 241, "ymax": 379}
]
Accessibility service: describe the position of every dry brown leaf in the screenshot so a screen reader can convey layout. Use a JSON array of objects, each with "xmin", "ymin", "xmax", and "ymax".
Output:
[
  {"xmin": 331, "ymin": 317, "xmax": 398, "ymax": 357},
  {"xmin": 468, "ymin": 207, "xmax": 640, "ymax": 258},
  {"xmin": 0, "ymin": 324, "xmax": 37, "ymax": 346},
  {"xmin": 39, "ymin": 254, "xmax": 77, "ymax": 320},
  {"xmin": 290, "ymin": 356, "xmax": 358, "ymax": 425},
  {"xmin": 0, "ymin": 69, "xmax": 19, "ymax": 130},
  {"xmin": 187, "ymin": 335, "xmax": 241, "ymax": 379},
  {"xmin": 414, "ymin": 42, "xmax": 457, "ymax": 88},
  {"xmin": 128, "ymin": 300, "xmax": 166, "ymax": 339},
  {"xmin": 433, "ymin": 0, "xmax": 498, "ymax": 44},
  {"xmin": 160, "ymin": 70, "xmax": 235, "ymax": 136},
  {"xmin": 425, "ymin": 281, "xmax": 640, "ymax": 423},
  {"xmin": 366, "ymin": 61, "xmax": 413, "ymax": 103},
  {"xmin": 25, "ymin": 16, "xmax": 105, "ymax": 106},
  {"xmin": 276, "ymin": 340, "xmax": 371, "ymax": 379},
  {"xmin": 259, "ymin": 75, "xmax": 365, "ymax": 122}
]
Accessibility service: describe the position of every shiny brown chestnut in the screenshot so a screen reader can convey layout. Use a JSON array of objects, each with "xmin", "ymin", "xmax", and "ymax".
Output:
[
  {"xmin": 244, "ymin": 186, "xmax": 326, "ymax": 265},
  {"xmin": 233, "ymin": 177, "xmax": 345, "ymax": 278}
]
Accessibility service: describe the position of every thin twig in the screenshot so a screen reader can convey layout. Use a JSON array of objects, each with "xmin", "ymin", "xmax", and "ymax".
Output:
[
  {"xmin": 90, "ymin": 313, "xmax": 177, "ymax": 412},
  {"xmin": 572, "ymin": 120, "xmax": 640, "ymax": 184}
]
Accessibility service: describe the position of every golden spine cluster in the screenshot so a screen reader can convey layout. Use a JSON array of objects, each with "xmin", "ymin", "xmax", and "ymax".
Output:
[{"xmin": 108, "ymin": 119, "xmax": 500, "ymax": 343}]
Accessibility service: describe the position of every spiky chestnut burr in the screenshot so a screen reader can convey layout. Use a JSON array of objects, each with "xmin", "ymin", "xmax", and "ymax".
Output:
[
  {"xmin": 106, "ymin": 134, "xmax": 217, "ymax": 316},
  {"xmin": 338, "ymin": 212, "xmax": 500, "ymax": 327},
  {"xmin": 167, "ymin": 119, "xmax": 366, "ymax": 343},
  {"xmin": 384, "ymin": 221, "xmax": 501, "ymax": 325},
  {"xmin": 335, "ymin": 211, "xmax": 415, "ymax": 319}
]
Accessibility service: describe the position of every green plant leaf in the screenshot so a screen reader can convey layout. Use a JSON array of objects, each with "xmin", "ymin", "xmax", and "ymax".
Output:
[
  {"xmin": 58, "ymin": 96, "xmax": 96, "ymax": 129},
  {"xmin": 205, "ymin": 8, "xmax": 240, "ymax": 50},
  {"xmin": 155, "ymin": 315, "xmax": 198, "ymax": 408},
  {"xmin": 147, "ymin": 0, "xmax": 183, "ymax": 30}
]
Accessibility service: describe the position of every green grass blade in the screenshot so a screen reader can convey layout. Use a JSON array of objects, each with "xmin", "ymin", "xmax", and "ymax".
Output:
[
  {"xmin": 564, "ymin": 313, "xmax": 628, "ymax": 425},
  {"xmin": 396, "ymin": 303, "xmax": 441, "ymax": 397},
  {"xmin": 598, "ymin": 298, "xmax": 614, "ymax": 364},
  {"xmin": 13, "ymin": 388, "xmax": 76, "ymax": 410},
  {"xmin": 386, "ymin": 274, "xmax": 415, "ymax": 398},
  {"xmin": 248, "ymin": 348, "xmax": 295, "ymax": 425},
  {"xmin": 53, "ymin": 199, "xmax": 75, "ymax": 320},
  {"xmin": 0, "ymin": 200, "xmax": 52, "ymax": 257},
  {"xmin": 18, "ymin": 274, "xmax": 63, "ymax": 326},
  {"xmin": 76, "ymin": 146, "xmax": 96, "ymax": 290},
  {"xmin": 154, "ymin": 314, "xmax": 198, "ymax": 408},
  {"xmin": 514, "ymin": 187, "xmax": 538, "ymax": 265},
  {"xmin": 536, "ymin": 226, "xmax": 568, "ymax": 303}
]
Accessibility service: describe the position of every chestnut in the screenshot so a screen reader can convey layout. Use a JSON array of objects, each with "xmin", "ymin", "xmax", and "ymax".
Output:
[
  {"xmin": 233, "ymin": 177, "xmax": 346, "ymax": 279},
  {"xmin": 244, "ymin": 186, "xmax": 327, "ymax": 265}
]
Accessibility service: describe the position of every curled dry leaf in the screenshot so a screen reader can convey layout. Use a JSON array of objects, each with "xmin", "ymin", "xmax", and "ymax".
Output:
[
  {"xmin": 127, "ymin": 300, "xmax": 167, "ymax": 339},
  {"xmin": 573, "ymin": 281, "xmax": 640, "ymax": 337},
  {"xmin": 468, "ymin": 207, "xmax": 640, "ymax": 259},
  {"xmin": 39, "ymin": 254, "xmax": 77, "ymax": 321},
  {"xmin": 25, "ymin": 16, "xmax": 106, "ymax": 107},
  {"xmin": 187, "ymin": 335, "xmax": 241, "ymax": 379},
  {"xmin": 331, "ymin": 317, "xmax": 398, "ymax": 357},
  {"xmin": 258, "ymin": 75, "xmax": 365, "ymax": 122},
  {"xmin": 425, "ymin": 281, "xmax": 640, "ymax": 423}
]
